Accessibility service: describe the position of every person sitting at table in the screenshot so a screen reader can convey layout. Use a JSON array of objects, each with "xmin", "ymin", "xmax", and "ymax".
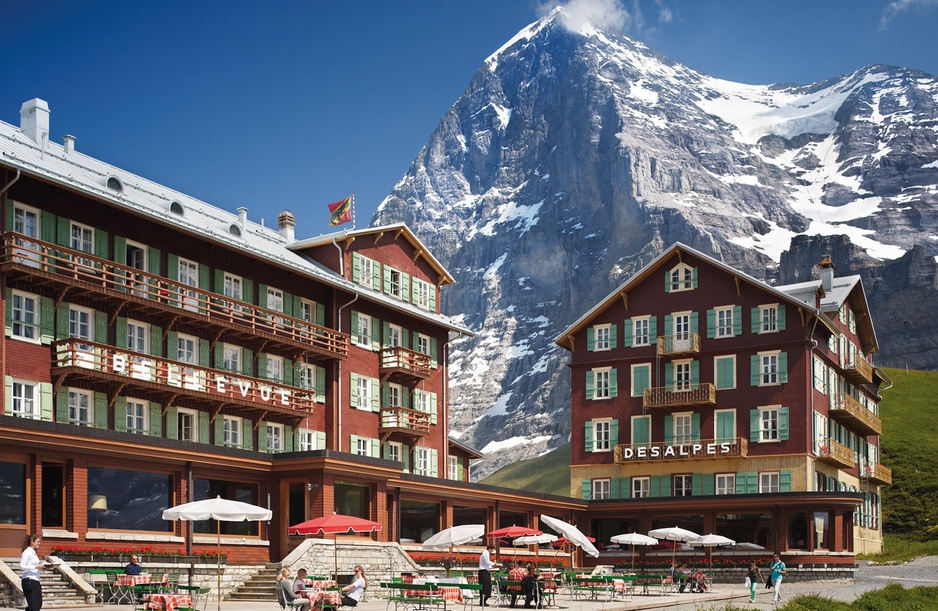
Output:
[
  {"xmin": 340, "ymin": 565, "xmax": 367, "ymax": 607},
  {"xmin": 521, "ymin": 563, "xmax": 539, "ymax": 609},
  {"xmin": 688, "ymin": 568, "xmax": 707, "ymax": 593},
  {"xmin": 277, "ymin": 568, "xmax": 310, "ymax": 609},
  {"xmin": 677, "ymin": 564, "xmax": 690, "ymax": 593},
  {"xmin": 507, "ymin": 560, "xmax": 527, "ymax": 607},
  {"xmin": 293, "ymin": 568, "xmax": 308, "ymax": 594},
  {"xmin": 124, "ymin": 554, "xmax": 142, "ymax": 576}
]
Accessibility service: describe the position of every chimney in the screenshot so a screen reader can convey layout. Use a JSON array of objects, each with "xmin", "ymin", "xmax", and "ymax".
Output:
[
  {"xmin": 20, "ymin": 98, "xmax": 50, "ymax": 147},
  {"xmin": 63, "ymin": 134, "xmax": 76, "ymax": 155},
  {"xmin": 818, "ymin": 255, "xmax": 834, "ymax": 292},
  {"xmin": 237, "ymin": 207, "xmax": 248, "ymax": 229},
  {"xmin": 278, "ymin": 210, "xmax": 296, "ymax": 242}
]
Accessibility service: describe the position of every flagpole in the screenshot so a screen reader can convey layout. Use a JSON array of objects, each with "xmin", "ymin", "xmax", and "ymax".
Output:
[{"xmin": 351, "ymin": 192, "xmax": 356, "ymax": 229}]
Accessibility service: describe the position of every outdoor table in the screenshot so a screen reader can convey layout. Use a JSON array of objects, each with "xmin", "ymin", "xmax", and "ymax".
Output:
[
  {"xmin": 438, "ymin": 586, "xmax": 464, "ymax": 603},
  {"xmin": 305, "ymin": 579, "xmax": 338, "ymax": 590},
  {"xmin": 145, "ymin": 593, "xmax": 192, "ymax": 611},
  {"xmin": 303, "ymin": 590, "xmax": 343, "ymax": 607},
  {"xmin": 118, "ymin": 574, "xmax": 154, "ymax": 586}
]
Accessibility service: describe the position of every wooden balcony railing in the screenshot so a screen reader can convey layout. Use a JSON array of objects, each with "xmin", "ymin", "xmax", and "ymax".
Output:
[
  {"xmin": 1, "ymin": 232, "xmax": 349, "ymax": 360},
  {"xmin": 842, "ymin": 352, "xmax": 873, "ymax": 384},
  {"xmin": 51, "ymin": 339, "xmax": 315, "ymax": 416},
  {"xmin": 816, "ymin": 439, "xmax": 857, "ymax": 468},
  {"xmin": 643, "ymin": 383, "xmax": 716, "ymax": 408},
  {"xmin": 614, "ymin": 437, "xmax": 748, "ymax": 463},
  {"xmin": 830, "ymin": 393, "xmax": 882, "ymax": 436},
  {"xmin": 380, "ymin": 346, "xmax": 431, "ymax": 381},
  {"xmin": 657, "ymin": 333, "xmax": 700, "ymax": 356},
  {"xmin": 861, "ymin": 460, "xmax": 893, "ymax": 485},
  {"xmin": 379, "ymin": 406, "xmax": 431, "ymax": 442}
]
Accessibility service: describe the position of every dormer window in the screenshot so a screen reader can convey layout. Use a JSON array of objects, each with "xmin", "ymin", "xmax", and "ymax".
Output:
[
  {"xmin": 106, "ymin": 176, "xmax": 123, "ymax": 193},
  {"xmin": 170, "ymin": 201, "xmax": 185, "ymax": 215},
  {"xmin": 666, "ymin": 263, "xmax": 696, "ymax": 292},
  {"xmin": 228, "ymin": 224, "xmax": 242, "ymax": 237}
]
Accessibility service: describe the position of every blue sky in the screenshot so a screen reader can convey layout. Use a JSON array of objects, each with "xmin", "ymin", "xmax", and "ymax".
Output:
[{"xmin": 3, "ymin": 0, "xmax": 937, "ymax": 239}]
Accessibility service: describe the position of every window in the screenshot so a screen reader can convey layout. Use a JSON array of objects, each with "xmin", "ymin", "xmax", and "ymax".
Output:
[
  {"xmin": 355, "ymin": 313, "xmax": 373, "ymax": 348},
  {"xmin": 12, "ymin": 203, "xmax": 41, "ymax": 268},
  {"xmin": 760, "ymin": 352, "xmax": 779, "ymax": 385},
  {"xmin": 266, "ymin": 423, "xmax": 283, "ymax": 452},
  {"xmin": 415, "ymin": 447, "xmax": 430, "ymax": 474},
  {"xmin": 177, "ymin": 258, "xmax": 199, "ymax": 312},
  {"xmin": 673, "ymin": 360, "xmax": 692, "ymax": 391},
  {"xmin": 594, "ymin": 420, "xmax": 611, "ymax": 451},
  {"xmin": 813, "ymin": 355, "xmax": 828, "ymax": 393},
  {"xmin": 633, "ymin": 317, "xmax": 650, "ymax": 346},
  {"xmin": 414, "ymin": 389, "xmax": 431, "ymax": 415},
  {"xmin": 223, "ymin": 273, "xmax": 243, "ymax": 301},
  {"xmin": 673, "ymin": 413, "xmax": 692, "ymax": 444},
  {"xmin": 387, "ymin": 442, "xmax": 402, "ymax": 464},
  {"xmin": 223, "ymin": 416, "xmax": 241, "ymax": 446},
  {"xmin": 177, "ymin": 408, "xmax": 198, "ymax": 442},
  {"xmin": 592, "ymin": 479, "xmax": 610, "ymax": 500},
  {"xmin": 715, "ymin": 306, "xmax": 734, "ymax": 337},
  {"xmin": 760, "ymin": 407, "xmax": 780, "ymax": 441},
  {"xmin": 760, "ymin": 472, "xmax": 780, "ymax": 493},
  {"xmin": 298, "ymin": 362, "xmax": 315, "ymax": 390},
  {"xmin": 266, "ymin": 287, "xmax": 284, "ymax": 313},
  {"xmin": 593, "ymin": 368, "xmax": 611, "ymax": 399},
  {"xmin": 387, "ymin": 268, "xmax": 403, "ymax": 298},
  {"xmin": 176, "ymin": 333, "xmax": 197, "ymax": 364},
  {"xmin": 70, "ymin": 221, "xmax": 94, "ymax": 254},
  {"xmin": 413, "ymin": 278, "xmax": 432, "ymax": 310},
  {"xmin": 126, "ymin": 319, "xmax": 148, "ymax": 354},
  {"xmin": 68, "ymin": 389, "xmax": 92, "ymax": 424},
  {"xmin": 759, "ymin": 304, "xmax": 778, "ymax": 333},
  {"xmin": 387, "ymin": 383, "xmax": 402, "ymax": 408},
  {"xmin": 593, "ymin": 324, "xmax": 611, "ymax": 351},
  {"xmin": 355, "ymin": 375, "xmax": 372, "ymax": 411},
  {"xmin": 632, "ymin": 477, "xmax": 650, "ymax": 498},
  {"xmin": 11, "ymin": 291, "xmax": 39, "ymax": 341},
  {"xmin": 69, "ymin": 305, "xmax": 93, "ymax": 347},
  {"xmin": 416, "ymin": 333, "xmax": 431, "ymax": 356},
  {"xmin": 715, "ymin": 474, "xmax": 735, "ymax": 495},
  {"xmin": 674, "ymin": 474, "xmax": 692, "ymax": 497},
  {"xmin": 668, "ymin": 263, "xmax": 695, "ymax": 292},
  {"xmin": 355, "ymin": 254, "xmax": 376, "ymax": 288},
  {"xmin": 715, "ymin": 355, "xmax": 736, "ymax": 389},
  {"xmin": 11, "ymin": 380, "xmax": 38, "ymax": 418},
  {"xmin": 126, "ymin": 399, "xmax": 148, "ymax": 433},
  {"xmin": 449, "ymin": 456, "xmax": 459, "ymax": 480},
  {"xmin": 223, "ymin": 344, "xmax": 240, "ymax": 372},
  {"xmin": 673, "ymin": 312, "xmax": 691, "ymax": 341},
  {"xmin": 298, "ymin": 429, "xmax": 321, "ymax": 451},
  {"xmin": 266, "ymin": 355, "xmax": 284, "ymax": 382},
  {"xmin": 387, "ymin": 324, "xmax": 402, "ymax": 347}
]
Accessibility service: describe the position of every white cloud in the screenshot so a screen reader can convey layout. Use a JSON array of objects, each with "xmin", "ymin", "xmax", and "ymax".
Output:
[
  {"xmin": 537, "ymin": 0, "xmax": 674, "ymax": 35},
  {"xmin": 880, "ymin": 0, "xmax": 938, "ymax": 29}
]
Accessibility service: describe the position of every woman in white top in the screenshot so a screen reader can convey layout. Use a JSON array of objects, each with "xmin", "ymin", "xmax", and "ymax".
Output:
[
  {"xmin": 20, "ymin": 533, "xmax": 49, "ymax": 611},
  {"xmin": 340, "ymin": 565, "xmax": 367, "ymax": 607}
]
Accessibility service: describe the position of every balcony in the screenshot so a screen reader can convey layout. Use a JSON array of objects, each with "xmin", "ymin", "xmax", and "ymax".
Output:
[
  {"xmin": 830, "ymin": 393, "xmax": 882, "ymax": 436},
  {"xmin": 643, "ymin": 383, "xmax": 716, "ymax": 408},
  {"xmin": 380, "ymin": 346, "xmax": 431, "ymax": 383},
  {"xmin": 51, "ymin": 339, "xmax": 315, "ymax": 420},
  {"xmin": 861, "ymin": 461, "xmax": 893, "ymax": 486},
  {"xmin": 657, "ymin": 333, "xmax": 700, "ymax": 356},
  {"xmin": 0, "ymin": 232, "xmax": 349, "ymax": 361},
  {"xmin": 842, "ymin": 353, "xmax": 873, "ymax": 385},
  {"xmin": 379, "ymin": 406, "xmax": 431, "ymax": 443},
  {"xmin": 614, "ymin": 437, "xmax": 748, "ymax": 463},
  {"xmin": 816, "ymin": 439, "xmax": 857, "ymax": 469}
]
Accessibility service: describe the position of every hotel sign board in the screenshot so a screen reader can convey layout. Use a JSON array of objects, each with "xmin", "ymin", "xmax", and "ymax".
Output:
[{"xmin": 617, "ymin": 442, "xmax": 734, "ymax": 461}]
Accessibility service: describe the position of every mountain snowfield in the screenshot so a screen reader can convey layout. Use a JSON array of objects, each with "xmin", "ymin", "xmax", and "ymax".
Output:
[{"xmin": 373, "ymin": 8, "xmax": 938, "ymax": 477}]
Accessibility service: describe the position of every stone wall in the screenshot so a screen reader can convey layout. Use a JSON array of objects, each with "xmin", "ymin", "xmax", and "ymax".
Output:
[{"xmin": 282, "ymin": 539, "xmax": 420, "ymax": 584}]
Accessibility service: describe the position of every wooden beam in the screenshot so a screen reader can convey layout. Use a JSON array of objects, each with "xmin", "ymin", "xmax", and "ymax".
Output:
[{"xmin": 620, "ymin": 292, "xmax": 628, "ymax": 310}]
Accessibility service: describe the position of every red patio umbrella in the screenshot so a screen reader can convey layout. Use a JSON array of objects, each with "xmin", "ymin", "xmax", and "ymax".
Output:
[
  {"xmin": 486, "ymin": 525, "xmax": 543, "ymax": 539},
  {"xmin": 290, "ymin": 513, "xmax": 382, "ymax": 581}
]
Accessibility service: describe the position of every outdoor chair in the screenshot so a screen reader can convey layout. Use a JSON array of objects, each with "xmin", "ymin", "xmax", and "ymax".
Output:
[{"xmin": 277, "ymin": 580, "xmax": 310, "ymax": 610}]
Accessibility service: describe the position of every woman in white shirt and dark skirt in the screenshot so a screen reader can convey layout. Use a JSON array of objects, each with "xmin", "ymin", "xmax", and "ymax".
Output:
[
  {"xmin": 20, "ymin": 534, "xmax": 50, "ymax": 611},
  {"xmin": 340, "ymin": 566, "xmax": 367, "ymax": 607}
]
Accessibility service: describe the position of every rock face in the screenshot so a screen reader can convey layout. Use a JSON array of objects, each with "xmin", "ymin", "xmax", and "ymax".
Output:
[{"xmin": 371, "ymin": 9, "xmax": 938, "ymax": 478}]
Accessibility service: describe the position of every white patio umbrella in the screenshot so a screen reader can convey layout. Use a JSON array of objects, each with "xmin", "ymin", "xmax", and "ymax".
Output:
[
  {"xmin": 163, "ymin": 496, "xmax": 272, "ymax": 611},
  {"xmin": 540, "ymin": 514, "xmax": 600, "ymax": 560},
  {"xmin": 514, "ymin": 534, "xmax": 559, "ymax": 546},
  {"xmin": 422, "ymin": 524, "xmax": 486, "ymax": 549},
  {"xmin": 648, "ymin": 526, "xmax": 701, "ymax": 564},
  {"xmin": 689, "ymin": 534, "xmax": 736, "ymax": 575},
  {"xmin": 610, "ymin": 533, "xmax": 658, "ymax": 574}
]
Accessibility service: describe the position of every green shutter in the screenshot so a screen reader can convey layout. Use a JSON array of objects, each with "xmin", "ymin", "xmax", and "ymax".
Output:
[
  {"xmin": 315, "ymin": 302, "xmax": 325, "ymax": 326},
  {"xmin": 706, "ymin": 309, "xmax": 715, "ymax": 338},
  {"xmin": 352, "ymin": 252, "xmax": 361, "ymax": 283},
  {"xmin": 661, "ymin": 475, "xmax": 671, "ymax": 497},
  {"xmin": 382, "ymin": 267, "xmax": 391, "ymax": 294},
  {"xmin": 610, "ymin": 477, "xmax": 619, "ymax": 499},
  {"xmin": 664, "ymin": 363, "xmax": 673, "ymax": 389},
  {"xmin": 198, "ymin": 339, "xmax": 210, "ymax": 367},
  {"xmin": 350, "ymin": 373, "xmax": 359, "ymax": 407},
  {"xmin": 780, "ymin": 406, "xmax": 790, "ymax": 441},
  {"xmin": 257, "ymin": 353, "xmax": 267, "ymax": 379},
  {"xmin": 609, "ymin": 325, "xmax": 617, "ymax": 349},
  {"xmin": 650, "ymin": 475, "xmax": 660, "ymax": 498},
  {"xmin": 242, "ymin": 347, "xmax": 253, "ymax": 376},
  {"xmin": 3, "ymin": 288, "xmax": 11, "ymax": 338},
  {"xmin": 633, "ymin": 416, "xmax": 649, "ymax": 445},
  {"xmin": 428, "ymin": 285, "xmax": 437, "ymax": 312},
  {"xmin": 55, "ymin": 303, "xmax": 69, "ymax": 339},
  {"xmin": 750, "ymin": 355, "xmax": 761, "ymax": 386},
  {"xmin": 664, "ymin": 314, "xmax": 673, "ymax": 337},
  {"xmin": 584, "ymin": 422, "xmax": 594, "ymax": 452},
  {"xmin": 716, "ymin": 411, "xmax": 734, "ymax": 443},
  {"xmin": 692, "ymin": 266, "xmax": 698, "ymax": 288},
  {"xmin": 282, "ymin": 291, "xmax": 294, "ymax": 317},
  {"xmin": 703, "ymin": 474, "xmax": 714, "ymax": 496},
  {"xmin": 751, "ymin": 307, "xmax": 760, "ymax": 333},
  {"xmin": 585, "ymin": 371, "xmax": 594, "ymax": 400},
  {"xmin": 150, "ymin": 324, "xmax": 163, "ymax": 357},
  {"xmin": 780, "ymin": 471, "xmax": 791, "ymax": 492},
  {"xmin": 733, "ymin": 306, "xmax": 742, "ymax": 335},
  {"xmin": 692, "ymin": 413, "xmax": 701, "ymax": 442},
  {"xmin": 257, "ymin": 284, "xmax": 268, "ymax": 308},
  {"xmin": 56, "ymin": 216, "xmax": 70, "ymax": 247},
  {"xmin": 371, "ymin": 378, "xmax": 380, "ymax": 412},
  {"xmin": 586, "ymin": 327, "xmax": 595, "ymax": 351},
  {"xmin": 633, "ymin": 365, "xmax": 650, "ymax": 396},
  {"xmin": 114, "ymin": 397, "xmax": 127, "ymax": 432},
  {"xmin": 148, "ymin": 403, "xmax": 162, "ymax": 437},
  {"xmin": 581, "ymin": 480, "xmax": 592, "ymax": 500},
  {"xmin": 242, "ymin": 418, "xmax": 254, "ymax": 450},
  {"xmin": 401, "ymin": 273, "xmax": 410, "ymax": 302},
  {"xmin": 664, "ymin": 270, "xmax": 671, "ymax": 293},
  {"xmin": 623, "ymin": 319, "xmax": 633, "ymax": 347},
  {"xmin": 93, "ymin": 391, "xmax": 108, "ymax": 429},
  {"xmin": 429, "ymin": 337, "xmax": 438, "ymax": 369},
  {"xmin": 56, "ymin": 387, "xmax": 68, "ymax": 423},
  {"xmin": 315, "ymin": 366, "xmax": 326, "ymax": 403},
  {"xmin": 429, "ymin": 392, "xmax": 438, "ymax": 425},
  {"xmin": 691, "ymin": 360, "xmax": 699, "ymax": 385},
  {"xmin": 374, "ymin": 438, "xmax": 383, "ymax": 460},
  {"xmin": 165, "ymin": 406, "xmax": 178, "ymax": 439},
  {"xmin": 779, "ymin": 352, "xmax": 788, "ymax": 383},
  {"xmin": 609, "ymin": 368, "xmax": 618, "ymax": 398},
  {"xmin": 610, "ymin": 419, "xmax": 619, "ymax": 445},
  {"xmin": 692, "ymin": 473, "xmax": 703, "ymax": 496},
  {"xmin": 38, "ymin": 296, "xmax": 54, "ymax": 345},
  {"xmin": 691, "ymin": 311, "xmax": 699, "ymax": 334},
  {"xmin": 214, "ymin": 344, "xmax": 225, "ymax": 370},
  {"xmin": 716, "ymin": 357, "xmax": 733, "ymax": 389},
  {"xmin": 649, "ymin": 316, "xmax": 658, "ymax": 342},
  {"xmin": 372, "ymin": 318, "xmax": 382, "ymax": 352},
  {"xmin": 750, "ymin": 409, "xmax": 760, "ymax": 442},
  {"xmin": 258, "ymin": 423, "xmax": 267, "ymax": 452},
  {"xmin": 94, "ymin": 228, "xmax": 108, "ymax": 260},
  {"xmin": 778, "ymin": 304, "xmax": 786, "ymax": 331},
  {"xmin": 282, "ymin": 357, "xmax": 293, "ymax": 386},
  {"xmin": 618, "ymin": 477, "xmax": 630, "ymax": 499},
  {"xmin": 39, "ymin": 382, "xmax": 53, "ymax": 421},
  {"xmin": 664, "ymin": 415, "xmax": 673, "ymax": 443},
  {"xmin": 747, "ymin": 473, "xmax": 758, "ymax": 494},
  {"xmin": 94, "ymin": 310, "xmax": 108, "ymax": 343},
  {"xmin": 3, "ymin": 376, "xmax": 12, "ymax": 415}
]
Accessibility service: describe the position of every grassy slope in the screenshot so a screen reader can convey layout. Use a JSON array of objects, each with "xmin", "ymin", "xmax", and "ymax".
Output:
[{"xmin": 480, "ymin": 368, "xmax": 938, "ymax": 539}]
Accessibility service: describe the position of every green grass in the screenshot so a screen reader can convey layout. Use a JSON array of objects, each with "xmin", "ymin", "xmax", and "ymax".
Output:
[
  {"xmin": 714, "ymin": 585, "xmax": 938, "ymax": 610},
  {"xmin": 858, "ymin": 534, "xmax": 938, "ymax": 563},
  {"xmin": 479, "ymin": 443, "xmax": 571, "ymax": 496}
]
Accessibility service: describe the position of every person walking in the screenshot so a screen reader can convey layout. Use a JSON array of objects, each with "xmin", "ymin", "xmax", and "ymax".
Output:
[
  {"xmin": 20, "ymin": 534, "xmax": 50, "ymax": 611},
  {"xmin": 747, "ymin": 561, "xmax": 763, "ymax": 603},
  {"xmin": 770, "ymin": 554, "xmax": 787, "ymax": 605},
  {"xmin": 479, "ymin": 544, "xmax": 497, "ymax": 607}
]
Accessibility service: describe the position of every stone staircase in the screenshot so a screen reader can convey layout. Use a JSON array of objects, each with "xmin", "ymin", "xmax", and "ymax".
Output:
[
  {"xmin": 2, "ymin": 560, "xmax": 89, "ymax": 608},
  {"xmin": 227, "ymin": 562, "xmax": 281, "ymax": 601}
]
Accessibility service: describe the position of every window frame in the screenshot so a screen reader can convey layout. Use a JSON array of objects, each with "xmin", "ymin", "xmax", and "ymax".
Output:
[
  {"xmin": 177, "ymin": 407, "xmax": 199, "ymax": 442},
  {"xmin": 355, "ymin": 313, "xmax": 373, "ymax": 348},
  {"xmin": 125, "ymin": 398, "xmax": 148, "ymax": 433},
  {"xmin": 760, "ymin": 351, "xmax": 780, "ymax": 386},
  {"xmin": 759, "ymin": 406, "xmax": 781, "ymax": 442},
  {"xmin": 673, "ymin": 474, "xmax": 693, "ymax": 497},
  {"xmin": 68, "ymin": 388, "xmax": 93, "ymax": 425},
  {"xmin": 11, "ymin": 379, "xmax": 39, "ymax": 419},
  {"xmin": 593, "ymin": 419, "xmax": 611, "ymax": 452},
  {"xmin": 632, "ymin": 317, "xmax": 651, "ymax": 346},
  {"xmin": 10, "ymin": 290, "xmax": 40, "ymax": 342},
  {"xmin": 759, "ymin": 304, "xmax": 779, "ymax": 334},
  {"xmin": 594, "ymin": 324, "xmax": 611, "ymax": 351},
  {"xmin": 593, "ymin": 367, "xmax": 611, "ymax": 399},
  {"xmin": 223, "ymin": 415, "xmax": 241, "ymax": 446},
  {"xmin": 759, "ymin": 471, "xmax": 781, "ymax": 493},
  {"xmin": 715, "ymin": 473, "xmax": 735, "ymax": 495},
  {"xmin": 266, "ymin": 423, "xmax": 284, "ymax": 452},
  {"xmin": 632, "ymin": 476, "xmax": 650, "ymax": 499},
  {"xmin": 592, "ymin": 478, "xmax": 611, "ymax": 500},
  {"xmin": 715, "ymin": 306, "xmax": 735, "ymax": 338},
  {"xmin": 668, "ymin": 263, "xmax": 695, "ymax": 292}
]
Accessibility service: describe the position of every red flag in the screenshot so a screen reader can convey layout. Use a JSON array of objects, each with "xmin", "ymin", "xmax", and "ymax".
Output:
[{"xmin": 328, "ymin": 196, "xmax": 352, "ymax": 226}]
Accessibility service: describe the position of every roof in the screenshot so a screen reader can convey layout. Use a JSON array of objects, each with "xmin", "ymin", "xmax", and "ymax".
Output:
[
  {"xmin": 291, "ymin": 224, "xmax": 455, "ymax": 287},
  {"xmin": 448, "ymin": 435, "xmax": 483, "ymax": 459},
  {"xmin": 554, "ymin": 242, "xmax": 832, "ymax": 346},
  {"xmin": 0, "ymin": 107, "xmax": 470, "ymax": 337}
]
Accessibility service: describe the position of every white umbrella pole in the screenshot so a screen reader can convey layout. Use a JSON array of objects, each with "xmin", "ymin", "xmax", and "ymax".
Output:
[{"xmin": 217, "ymin": 520, "xmax": 221, "ymax": 611}]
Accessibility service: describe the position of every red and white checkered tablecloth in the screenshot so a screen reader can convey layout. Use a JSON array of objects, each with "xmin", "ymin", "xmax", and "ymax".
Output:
[
  {"xmin": 306, "ymin": 580, "xmax": 338, "ymax": 590},
  {"xmin": 304, "ymin": 590, "xmax": 342, "ymax": 606},
  {"xmin": 145, "ymin": 593, "xmax": 192, "ymax": 611},
  {"xmin": 117, "ymin": 574, "xmax": 152, "ymax": 586},
  {"xmin": 438, "ymin": 586, "xmax": 464, "ymax": 603}
]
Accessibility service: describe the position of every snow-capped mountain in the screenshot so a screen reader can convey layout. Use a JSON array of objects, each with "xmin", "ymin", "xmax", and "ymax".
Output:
[{"xmin": 372, "ymin": 8, "xmax": 938, "ymax": 478}]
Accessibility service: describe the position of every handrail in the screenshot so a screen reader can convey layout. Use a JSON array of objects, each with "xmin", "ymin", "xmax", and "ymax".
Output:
[
  {"xmin": 1, "ymin": 232, "xmax": 349, "ymax": 358},
  {"xmin": 643, "ymin": 383, "xmax": 716, "ymax": 407},
  {"xmin": 380, "ymin": 406, "xmax": 431, "ymax": 435},
  {"xmin": 380, "ymin": 346, "xmax": 432, "ymax": 377},
  {"xmin": 657, "ymin": 333, "xmax": 700, "ymax": 355},
  {"xmin": 830, "ymin": 393, "xmax": 882, "ymax": 435},
  {"xmin": 52, "ymin": 339, "xmax": 316, "ymax": 414}
]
